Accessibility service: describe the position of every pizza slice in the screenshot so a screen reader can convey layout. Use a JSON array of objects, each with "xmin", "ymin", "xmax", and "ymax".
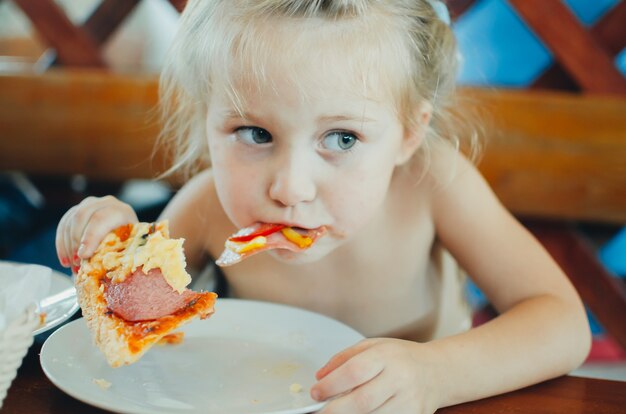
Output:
[
  {"xmin": 75, "ymin": 221, "xmax": 217, "ymax": 367},
  {"xmin": 216, "ymin": 223, "xmax": 327, "ymax": 266}
]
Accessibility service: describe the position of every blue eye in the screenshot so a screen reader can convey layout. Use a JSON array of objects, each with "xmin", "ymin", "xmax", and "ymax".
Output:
[
  {"xmin": 323, "ymin": 131, "xmax": 357, "ymax": 151},
  {"xmin": 236, "ymin": 127, "xmax": 272, "ymax": 144}
]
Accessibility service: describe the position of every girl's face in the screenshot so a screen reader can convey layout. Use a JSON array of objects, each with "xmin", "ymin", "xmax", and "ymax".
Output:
[{"xmin": 206, "ymin": 29, "xmax": 421, "ymax": 264}]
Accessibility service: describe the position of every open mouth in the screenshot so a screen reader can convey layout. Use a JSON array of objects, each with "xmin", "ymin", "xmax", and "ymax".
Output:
[{"xmin": 216, "ymin": 223, "xmax": 327, "ymax": 266}]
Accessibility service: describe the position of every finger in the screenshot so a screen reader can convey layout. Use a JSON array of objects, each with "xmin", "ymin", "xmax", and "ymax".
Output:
[
  {"xmin": 77, "ymin": 204, "xmax": 137, "ymax": 260},
  {"xmin": 65, "ymin": 208, "xmax": 81, "ymax": 274},
  {"xmin": 312, "ymin": 347, "xmax": 384, "ymax": 403},
  {"xmin": 69, "ymin": 196, "xmax": 135, "ymax": 259},
  {"xmin": 63, "ymin": 196, "xmax": 103, "ymax": 265},
  {"xmin": 63, "ymin": 197, "xmax": 112, "ymax": 267},
  {"xmin": 55, "ymin": 207, "xmax": 76, "ymax": 267},
  {"xmin": 317, "ymin": 339, "xmax": 379, "ymax": 380},
  {"xmin": 318, "ymin": 373, "xmax": 393, "ymax": 414},
  {"xmin": 65, "ymin": 206, "xmax": 83, "ymax": 267}
]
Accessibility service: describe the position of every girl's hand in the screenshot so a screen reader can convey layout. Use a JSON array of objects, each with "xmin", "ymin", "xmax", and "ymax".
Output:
[
  {"xmin": 55, "ymin": 195, "xmax": 138, "ymax": 273},
  {"xmin": 311, "ymin": 338, "xmax": 442, "ymax": 414}
]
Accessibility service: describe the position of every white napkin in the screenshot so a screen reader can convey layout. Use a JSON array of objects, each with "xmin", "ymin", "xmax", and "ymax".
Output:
[{"xmin": 0, "ymin": 262, "xmax": 51, "ymax": 332}]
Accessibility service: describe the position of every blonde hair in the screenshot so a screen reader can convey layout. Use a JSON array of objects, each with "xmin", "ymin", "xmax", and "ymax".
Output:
[{"xmin": 158, "ymin": 0, "xmax": 480, "ymax": 180}]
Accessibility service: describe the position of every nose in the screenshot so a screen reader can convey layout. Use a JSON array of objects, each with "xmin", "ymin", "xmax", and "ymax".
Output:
[{"xmin": 268, "ymin": 150, "xmax": 317, "ymax": 207}]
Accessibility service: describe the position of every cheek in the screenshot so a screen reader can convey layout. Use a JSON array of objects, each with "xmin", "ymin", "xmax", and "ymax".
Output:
[
  {"xmin": 325, "ymin": 163, "xmax": 394, "ymax": 231},
  {"xmin": 209, "ymin": 143, "xmax": 264, "ymax": 226}
]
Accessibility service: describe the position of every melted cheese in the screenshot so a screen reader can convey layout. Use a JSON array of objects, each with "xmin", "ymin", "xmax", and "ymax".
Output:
[
  {"xmin": 133, "ymin": 231, "xmax": 190, "ymax": 293},
  {"xmin": 280, "ymin": 227, "xmax": 312, "ymax": 248},
  {"xmin": 227, "ymin": 236, "xmax": 267, "ymax": 254},
  {"xmin": 96, "ymin": 221, "xmax": 191, "ymax": 293}
]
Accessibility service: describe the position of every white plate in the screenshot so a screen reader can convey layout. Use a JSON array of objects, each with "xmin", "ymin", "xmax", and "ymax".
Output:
[
  {"xmin": 34, "ymin": 269, "xmax": 80, "ymax": 335},
  {"xmin": 41, "ymin": 299, "xmax": 365, "ymax": 414}
]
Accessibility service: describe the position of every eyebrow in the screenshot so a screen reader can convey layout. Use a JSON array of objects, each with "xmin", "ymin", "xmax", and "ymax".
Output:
[
  {"xmin": 222, "ymin": 110, "xmax": 375, "ymax": 124},
  {"xmin": 317, "ymin": 114, "xmax": 375, "ymax": 123},
  {"xmin": 223, "ymin": 109, "xmax": 253, "ymax": 121}
]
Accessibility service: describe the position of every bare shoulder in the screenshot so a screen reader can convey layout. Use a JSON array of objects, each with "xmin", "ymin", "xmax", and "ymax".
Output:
[
  {"xmin": 159, "ymin": 169, "xmax": 232, "ymax": 268},
  {"xmin": 427, "ymin": 145, "xmax": 495, "ymax": 212},
  {"xmin": 425, "ymin": 143, "xmax": 513, "ymax": 253},
  {"xmin": 387, "ymin": 145, "xmax": 477, "ymax": 234},
  {"xmin": 397, "ymin": 144, "xmax": 486, "ymax": 213}
]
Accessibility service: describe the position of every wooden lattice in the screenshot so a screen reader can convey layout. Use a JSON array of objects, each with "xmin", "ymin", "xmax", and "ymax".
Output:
[
  {"xmin": 451, "ymin": 0, "xmax": 626, "ymax": 94},
  {"xmin": 9, "ymin": 0, "xmax": 626, "ymax": 94},
  {"xmin": 10, "ymin": 0, "xmax": 185, "ymax": 67}
]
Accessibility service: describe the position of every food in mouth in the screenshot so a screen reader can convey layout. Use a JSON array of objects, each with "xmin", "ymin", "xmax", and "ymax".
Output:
[
  {"xmin": 75, "ymin": 221, "xmax": 217, "ymax": 367},
  {"xmin": 216, "ymin": 223, "xmax": 327, "ymax": 266}
]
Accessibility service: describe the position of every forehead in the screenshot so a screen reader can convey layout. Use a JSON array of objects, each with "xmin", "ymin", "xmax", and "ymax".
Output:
[{"xmin": 212, "ymin": 14, "xmax": 408, "ymax": 111}]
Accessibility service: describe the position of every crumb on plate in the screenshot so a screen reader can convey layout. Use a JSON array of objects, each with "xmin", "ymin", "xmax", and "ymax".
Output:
[
  {"xmin": 289, "ymin": 383, "xmax": 303, "ymax": 393},
  {"xmin": 92, "ymin": 378, "xmax": 112, "ymax": 389}
]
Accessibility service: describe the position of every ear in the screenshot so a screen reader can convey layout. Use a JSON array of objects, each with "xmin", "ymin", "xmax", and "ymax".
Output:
[{"xmin": 395, "ymin": 100, "xmax": 433, "ymax": 165}]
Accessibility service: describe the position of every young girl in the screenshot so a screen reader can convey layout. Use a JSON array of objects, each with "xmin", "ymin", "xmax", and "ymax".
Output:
[{"xmin": 56, "ymin": 1, "xmax": 591, "ymax": 412}]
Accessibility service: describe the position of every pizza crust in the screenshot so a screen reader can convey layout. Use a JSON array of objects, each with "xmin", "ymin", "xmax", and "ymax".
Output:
[{"xmin": 75, "ymin": 221, "xmax": 217, "ymax": 367}]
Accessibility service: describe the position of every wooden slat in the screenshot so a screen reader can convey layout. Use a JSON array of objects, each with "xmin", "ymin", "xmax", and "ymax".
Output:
[
  {"xmin": 83, "ymin": 0, "xmax": 141, "ymax": 45},
  {"xmin": 48, "ymin": 0, "xmax": 140, "ymax": 67},
  {"xmin": 168, "ymin": 0, "xmax": 187, "ymax": 13},
  {"xmin": 448, "ymin": 0, "xmax": 477, "ymax": 20},
  {"xmin": 0, "ymin": 71, "xmax": 625, "ymax": 223},
  {"xmin": 510, "ymin": 0, "xmax": 626, "ymax": 95},
  {"xmin": 0, "ymin": 70, "xmax": 162, "ymax": 182},
  {"xmin": 531, "ymin": 65, "xmax": 579, "ymax": 92},
  {"xmin": 11, "ymin": 0, "xmax": 104, "ymax": 67},
  {"xmin": 532, "ymin": 1, "xmax": 626, "ymax": 91},
  {"xmin": 0, "ymin": 37, "xmax": 45, "ymax": 58},
  {"xmin": 459, "ymin": 87, "xmax": 626, "ymax": 223},
  {"xmin": 592, "ymin": 1, "xmax": 626, "ymax": 55}
]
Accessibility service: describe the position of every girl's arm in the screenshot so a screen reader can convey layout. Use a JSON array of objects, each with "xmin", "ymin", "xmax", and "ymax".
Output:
[{"xmin": 430, "ymin": 153, "xmax": 591, "ymax": 407}]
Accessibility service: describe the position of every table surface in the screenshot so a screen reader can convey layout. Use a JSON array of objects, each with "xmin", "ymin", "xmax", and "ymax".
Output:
[{"xmin": 3, "ymin": 337, "xmax": 626, "ymax": 414}]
